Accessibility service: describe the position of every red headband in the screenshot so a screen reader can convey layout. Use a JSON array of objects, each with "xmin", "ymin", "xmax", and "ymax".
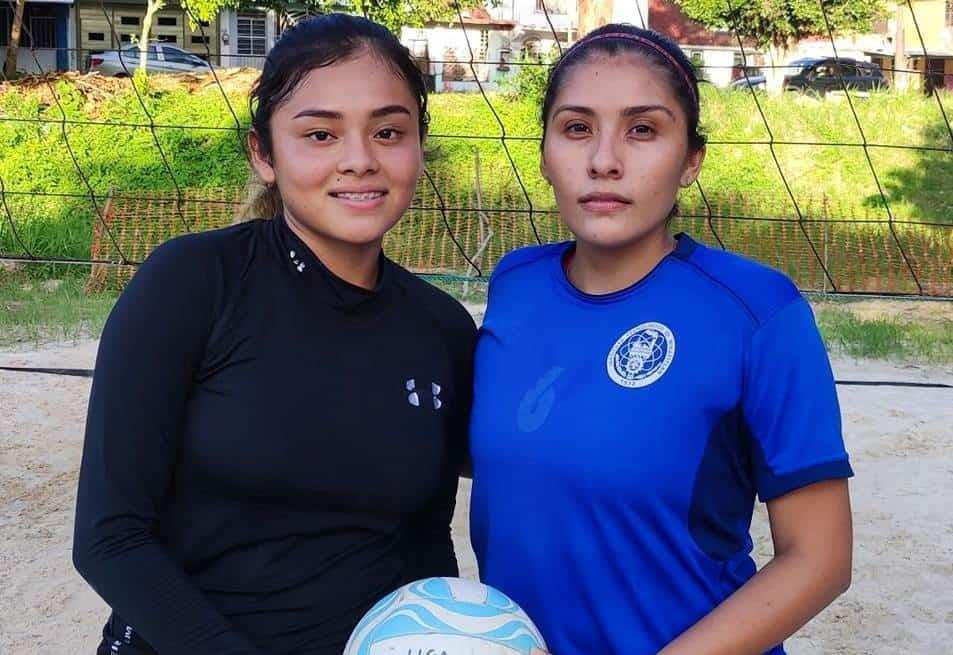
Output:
[{"xmin": 556, "ymin": 32, "xmax": 699, "ymax": 110}]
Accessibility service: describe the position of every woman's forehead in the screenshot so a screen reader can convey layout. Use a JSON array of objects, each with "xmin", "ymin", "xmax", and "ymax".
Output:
[{"xmin": 277, "ymin": 55, "xmax": 418, "ymax": 117}]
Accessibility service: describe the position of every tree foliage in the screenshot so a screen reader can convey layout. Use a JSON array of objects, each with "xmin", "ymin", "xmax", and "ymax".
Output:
[
  {"xmin": 673, "ymin": 0, "xmax": 887, "ymax": 50},
  {"xmin": 180, "ymin": 0, "xmax": 484, "ymax": 34}
]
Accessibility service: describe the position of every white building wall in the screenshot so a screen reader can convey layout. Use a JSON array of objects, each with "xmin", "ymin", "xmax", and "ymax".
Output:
[
  {"xmin": 220, "ymin": 7, "xmax": 277, "ymax": 69},
  {"xmin": 16, "ymin": 48, "xmax": 57, "ymax": 75},
  {"xmin": 612, "ymin": 0, "xmax": 650, "ymax": 29},
  {"xmin": 403, "ymin": 24, "xmax": 510, "ymax": 92}
]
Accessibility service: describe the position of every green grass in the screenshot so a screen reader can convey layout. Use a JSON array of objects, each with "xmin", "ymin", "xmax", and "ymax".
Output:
[
  {"xmin": 3, "ymin": 265, "xmax": 952, "ymax": 366},
  {"xmin": 815, "ymin": 304, "xmax": 953, "ymax": 362},
  {"xmin": 2, "ymin": 76, "xmax": 951, "ymax": 266},
  {"xmin": 0, "ymin": 269, "xmax": 118, "ymax": 348}
]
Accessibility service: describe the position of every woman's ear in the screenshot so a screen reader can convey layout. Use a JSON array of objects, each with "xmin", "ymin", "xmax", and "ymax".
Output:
[
  {"xmin": 248, "ymin": 130, "xmax": 276, "ymax": 185},
  {"xmin": 539, "ymin": 156, "xmax": 552, "ymax": 186},
  {"xmin": 680, "ymin": 145, "xmax": 706, "ymax": 188},
  {"xmin": 417, "ymin": 131, "xmax": 426, "ymax": 180}
]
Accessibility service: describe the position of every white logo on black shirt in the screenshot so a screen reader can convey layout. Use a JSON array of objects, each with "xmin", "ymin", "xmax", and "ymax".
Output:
[{"xmin": 406, "ymin": 378, "xmax": 442, "ymax": 410}]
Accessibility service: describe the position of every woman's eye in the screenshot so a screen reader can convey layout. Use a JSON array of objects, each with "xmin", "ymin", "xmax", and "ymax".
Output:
[
  {"xmin": 630, "ymin": 124, "xmax": 655, "ymax": 137},
  {"xmin": 377, "ymin": 128, "xmax": 403, "ymax": 140},
  {"xmin": 566, "ymin": 122, "xmax": 590, "ymax": 135},
  {"xmin": 307, "ymin": 131, "xmax": 333, "ymax": 142}
]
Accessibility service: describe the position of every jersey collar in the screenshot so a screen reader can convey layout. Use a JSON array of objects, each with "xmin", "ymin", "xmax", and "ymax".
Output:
[
  {"xmin": 553, "ymin": 233, "xmax": 697, "ymax": 304},
  {"xmin": 272, "ymin": 213, "xmax": 393, "ymax": 313}
]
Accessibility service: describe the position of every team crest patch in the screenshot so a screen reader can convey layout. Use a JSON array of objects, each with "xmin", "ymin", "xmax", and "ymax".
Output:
[{"xmin": 606, "ymin": 322, "xmax": 675, "ymax": 388}]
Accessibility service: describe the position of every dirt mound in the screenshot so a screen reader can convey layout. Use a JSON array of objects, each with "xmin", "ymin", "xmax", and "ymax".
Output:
[{"xmin": 0, "ymin": 68, "xmax": 260, "ymax": 111}]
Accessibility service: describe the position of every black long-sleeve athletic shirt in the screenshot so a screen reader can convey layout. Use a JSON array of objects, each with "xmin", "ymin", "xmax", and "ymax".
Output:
[{"xmin": 72, "ymin": 215, "xmax": 476, "ymax": 655}]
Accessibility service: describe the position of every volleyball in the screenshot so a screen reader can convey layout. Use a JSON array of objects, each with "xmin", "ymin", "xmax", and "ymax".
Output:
[{"xmin": 343, "ymin": 577, "xmax": 547, "ymax": 655}]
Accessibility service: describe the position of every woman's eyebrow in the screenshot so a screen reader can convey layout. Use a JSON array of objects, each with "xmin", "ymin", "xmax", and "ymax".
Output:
[
  {"xmin": 551, "ymin": 104, "xmax": 594, "ymax": 119},
  {"xmin": 292, "ymin": 105, "xmax": 412, "ymax": 120},
  {"xmin": 370, "ymin": 105, "xmax": 412, "ymax": 118},
  {"xmin": 551, "ymin": 104, "xmax": 676, "ymax": 120},
  {"xmin": 293, "ymin": 108, "xmax": 342, "ymax": 120},
  {"xmin": 622, "ymin": 105, "xmax": 676, "ymax": 120}
]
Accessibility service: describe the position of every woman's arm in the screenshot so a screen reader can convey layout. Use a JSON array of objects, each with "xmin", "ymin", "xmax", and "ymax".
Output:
[
  {"xmin": 403, "ymin": 305, "xmax": 478, "ymax": 575},
  {"xmin": 659, "ymin": 478, "xmax": 852, "ymax": 655},
  {"xmin": 72, "ymin": 237, "xmax": 261, "ymax": 655}
]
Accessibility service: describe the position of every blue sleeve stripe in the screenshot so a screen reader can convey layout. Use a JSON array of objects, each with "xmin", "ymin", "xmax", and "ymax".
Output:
[{"xmin": 758, "ymin": 458, "xmax": 854, "ymax": 502}]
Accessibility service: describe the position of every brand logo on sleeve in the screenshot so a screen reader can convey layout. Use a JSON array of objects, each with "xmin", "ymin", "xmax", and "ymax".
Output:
[{"xmin": 607, "ymin": 322, "xmax": 675, "ymax": 388}]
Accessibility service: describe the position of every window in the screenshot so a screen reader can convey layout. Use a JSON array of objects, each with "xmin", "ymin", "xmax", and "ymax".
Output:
[
  {"xmin": 156, "ymin": 34, "xmax": 177, "ymax": 43},
  {"xmin": 843, "ymin": 63, "xmax": 862, "ymax": 77},
  {"xmin": 120, "ymin": 16, "xmax": 139, "ymax": 26},
  {"xmin": 88, "ymin": 32, "xmax": 106, "ymax": 42},
  {"xmin": 410, "ymin": 39, "xmax": 428, "ymax": 58},
  {"xmin": 479, "ymin": 30, "xmax": 489, "ymax": 59},
  {"xmin": 237, "ymin": 11, "xmax": 267, "ymax": 56},
  {"xmin": 162, "ymin": 47, "xmax": 195, "ymax": 64},
  {"xmin": 191, "ymin": 35, "xmax": 210, "ymax": 45},
  {"xmin": 521, "ymin": 38, "xmax": 541, "ymax": 61},
  {"xmin": 157, "ymin": 16, "xmax": 177, "ymax": 27},
  {"xmin": 120, "ymin": 34, "xmax": 132, "ymax": 43},
  {"xmin": 0, "ymin": 8, "xmax": 9, "ymax": 47},
  {"xmin": 18, "ymin": 13, "xmax": 53, "ymax": 48},
  {"xmin": 536, "ymin": 0, "xmax": 567, "ymax": 14}
]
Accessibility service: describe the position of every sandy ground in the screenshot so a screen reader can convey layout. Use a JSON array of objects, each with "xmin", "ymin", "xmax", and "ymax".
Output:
[{"xmin": 1, "ymin": 339, "xmax": 951, "ymax": 654}]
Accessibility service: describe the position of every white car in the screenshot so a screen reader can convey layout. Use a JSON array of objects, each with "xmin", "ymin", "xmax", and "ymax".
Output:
[{"xmin": 86, "ymin": 44, "xmax": 215, "ymax": 76}]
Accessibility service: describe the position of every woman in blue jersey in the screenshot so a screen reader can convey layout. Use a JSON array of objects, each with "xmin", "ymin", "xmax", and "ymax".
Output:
[{"xmin": 468, "ymin": 24, "xmax": 853, "ymax": 655}]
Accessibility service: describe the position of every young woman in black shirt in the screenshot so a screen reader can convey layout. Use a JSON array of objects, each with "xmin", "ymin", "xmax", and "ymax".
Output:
[{"xmin": 72, "ymin": 14, "xmax": 475, "ymax": 654}]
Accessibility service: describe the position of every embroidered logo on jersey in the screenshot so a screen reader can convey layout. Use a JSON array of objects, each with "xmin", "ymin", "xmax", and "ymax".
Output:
[{"xmin": 606, "ymin": 322, "xmax": 675, "ymax": 388}]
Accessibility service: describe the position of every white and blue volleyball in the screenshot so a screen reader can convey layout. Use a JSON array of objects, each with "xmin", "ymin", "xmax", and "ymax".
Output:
[{"xmin": 343, "ymin": 577, "xmax": 547, "ymax": 655}]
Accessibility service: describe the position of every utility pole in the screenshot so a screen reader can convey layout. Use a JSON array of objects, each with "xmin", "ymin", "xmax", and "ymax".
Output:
[{"xmin": 893, "ymin": 2, "xmax": 908, "ymax": 91}]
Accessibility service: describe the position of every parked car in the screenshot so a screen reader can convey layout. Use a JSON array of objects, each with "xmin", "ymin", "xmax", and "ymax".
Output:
[
  {"xmin": 86, "ymin": 44, "xmax": 215, "ymax": 77},
  {"xmin": 782, "ymin": 57, "xmax": 888, "ymax": 95},
  {"xmin": 729, "ymin": 74, "xmax": 766, "ymax": 91}
]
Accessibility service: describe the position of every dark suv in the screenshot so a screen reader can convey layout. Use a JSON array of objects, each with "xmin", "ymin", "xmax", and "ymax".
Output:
[{"xmin": 783, "ymin": 57, "xmax": 888, "ymax": 95}]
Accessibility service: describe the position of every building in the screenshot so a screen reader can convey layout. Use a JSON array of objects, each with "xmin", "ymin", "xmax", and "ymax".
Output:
[
  {"xmin": 75, "ymin": 0, "xmax": 221, "ymax": 71},
  {"xmin": 1, "ymin": 0, "xmax": 74, "ymax": 74},
  {"xmin": 399, "ymin": 0, "xmax": 581, "ymax": 92},
  {"xmin": 863, "ymin": 1, "xmax": 953, "ymax": 92},
  {"xmin": 648, "ymin": 0, "xmax": 763, "ymax": 87}
]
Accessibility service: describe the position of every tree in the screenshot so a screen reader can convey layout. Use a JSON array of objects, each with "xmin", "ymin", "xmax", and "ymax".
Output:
[
  {"xmin": 3, "ymin": 0, "xmax": 26, "ymax": 79},
  {"xmin": 674, "ymin": 0, "xmax": 887, "ymax": 92},
  {"xmin": 136, "ymin": 0, "xmax": 165, "ymax": 76},
  {"xmin": 182, "ymin": 0, "xmax": 484, "ymax": 37}
]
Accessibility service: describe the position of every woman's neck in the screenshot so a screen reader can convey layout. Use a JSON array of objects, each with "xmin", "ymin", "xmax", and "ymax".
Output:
[
  {"xmin": 567, "ymin": 227, "xmax": 676, "ymax": 295},
  {"xmin": 284, "ymin": 212, "xmax": 382, "ymax": 290}
]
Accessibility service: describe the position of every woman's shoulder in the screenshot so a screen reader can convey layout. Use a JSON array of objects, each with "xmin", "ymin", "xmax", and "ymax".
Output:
[
  {"xmin": 389, "ymin": 263, "xmax": 477, "ymax": 339},
  {"xmin": 490, "ymin": 242, "xmax": 568, "ymax": 289},
  {"xmin": 675, "ymin": 236, "xmax": 802, "ymax": 327},
  {"xmin": 146, "ymin": 220, "xmax": 266, "ymax": 267},
  {"xmin": 124, "ymin": 220, "xmax": 270, "ymax": 315}
]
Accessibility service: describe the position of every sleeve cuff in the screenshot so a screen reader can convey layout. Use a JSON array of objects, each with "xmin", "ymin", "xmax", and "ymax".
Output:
[{"xmin": 758, "ymin": 458, "xmax": 854, "ymax": 502}]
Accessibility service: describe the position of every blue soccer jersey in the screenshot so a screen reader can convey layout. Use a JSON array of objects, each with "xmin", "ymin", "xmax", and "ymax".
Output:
[{"xmin": 468, "ymin": 234, "xmax": 853, "ymax": 655}]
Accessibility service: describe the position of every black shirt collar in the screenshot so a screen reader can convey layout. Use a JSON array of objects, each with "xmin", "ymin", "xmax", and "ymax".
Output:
[{"xmin": 273, "ymin": 213, "xmax": 393, "ymax": 312}]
